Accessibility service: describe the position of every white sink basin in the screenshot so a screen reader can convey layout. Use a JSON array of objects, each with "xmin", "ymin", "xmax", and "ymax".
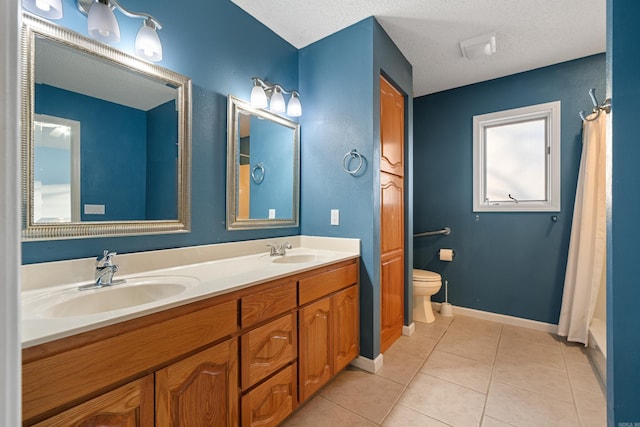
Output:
[
  {"xmin": 24, "ymin": 276, "xmax": 199, "ymax": 318},
  {"xmin": 271, "ymin": 254, "xmax": 328, "ymax": 264}
]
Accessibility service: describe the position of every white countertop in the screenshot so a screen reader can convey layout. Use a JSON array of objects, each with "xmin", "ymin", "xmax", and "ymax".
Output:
[{"xmin": 21, "ymin": 236, "xmax": 360, "ymax": 348}]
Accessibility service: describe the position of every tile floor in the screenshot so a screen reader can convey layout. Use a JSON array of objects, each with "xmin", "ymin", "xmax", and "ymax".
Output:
[{"xmin": 283, "ymin": 314, "xmax": 606, "ymax": 427}]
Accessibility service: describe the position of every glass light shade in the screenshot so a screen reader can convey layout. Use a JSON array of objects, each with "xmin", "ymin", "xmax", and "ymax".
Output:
[
  {"xmin": 269, "ymin": 89, "xmax": 285, "ymax": 113},
  {"xmin": 87, "ymin": 1, "xmax": 120, "ymax": 43},
  {"xmin": 23, "ymin": 0, "xmax": 63, "ymax": 19},
  {"xmin": 287, "ymin": 94, "xmax": 302, "ymax": 117},
  {"xmin": 135, "ymin": 23, "xmax": 162, "ymax": 62},
  {"xmin": 250, "ymin": 85, "xmax": 268, "ymax": 108}
]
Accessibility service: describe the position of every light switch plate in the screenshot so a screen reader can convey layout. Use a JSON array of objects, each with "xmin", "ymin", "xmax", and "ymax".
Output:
[{"xmin": 331, "ymin": 209, "xmax": 339, "ymax": 226}]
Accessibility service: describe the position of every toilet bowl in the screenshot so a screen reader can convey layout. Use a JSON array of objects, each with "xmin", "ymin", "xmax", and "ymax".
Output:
[{"xmin": 413, "ymin": 269, "xmax": 442, "ymax": 324}]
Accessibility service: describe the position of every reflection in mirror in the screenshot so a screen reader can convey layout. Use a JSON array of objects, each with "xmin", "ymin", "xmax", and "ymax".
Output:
[
  {"xmin": 227, "ymin": 96, "xmax": 299, "ymax": 230},
  {"xmin": 33, "ymin": 114, "xmax": 80, "ymax": 223},
  {"xmin": 21, "ymin": 14, "xmax": 192, "ymax": 240}
]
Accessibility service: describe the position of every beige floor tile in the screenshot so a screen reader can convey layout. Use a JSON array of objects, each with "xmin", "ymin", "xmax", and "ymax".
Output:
[
  {"xmin": 500, "ymin": 324, "xmax": 561, "ymax": 348},
  {"xmin": 391, "ymin": 333, "xmax": 439, "ymax": 357},
  {"xmin": 320, "ymin": 368, "xmax": 405, "ymax": 424},
  {"xmin": 399, "ymin": 372, "xmax": 486, "ymax": 427},
  {"xmin": 382, "ymin": 404, "xmax": 450, "ymax": 426},
  {"xmin": 493, "ymin": 358, "xmax": 573, "ymax": 403},
  {"xmin": 436, "ymin": 330, "xmax": 499, "ymax": 364},
  {"xmin": 281, "ymin": 395, "xmax": 377, "ymax": 427},
  {"xmin": 567, "ymin": 359, "xmax": 604, "ymax": 395},
  {"xmin": 412, "ymin": 314, "xmax": 454, "ymax": 339},
  {"xmin": 573, "ymin": 387, "xmax": 607, "ymax": 427},
  {"xmin": 485, "ymin": 380, "xmax": 580, "ymax": 427},
  {"xmin": 561, "ymin": 342, "xmax": 592, "ymax": 366},
  {"xmin": 481, "ymin": 416, "xmax": 516, "ymax": 427},
  {"xmin": 447, "ymin": 316, "xmax": 502, "ymax": 339},
  {"xmin": 496, "ymin": 337, "xmax": 565, "ymax": 371},
  {"xmin": 377, "ymin": 344, "xmax": 428, "ymax": 385},
  {"xmin": 421, "ymin": 349, "xmax": 493, "ymax": 393}
]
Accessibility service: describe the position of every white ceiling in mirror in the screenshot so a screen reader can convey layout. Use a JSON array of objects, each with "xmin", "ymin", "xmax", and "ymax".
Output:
[
  {"xmin": 231, "ymin": 0, "xmax": 606, "ymax": 96},
  {"xmin": 35, "ymin": 36, "xmax": 176, "ymax": 111}
]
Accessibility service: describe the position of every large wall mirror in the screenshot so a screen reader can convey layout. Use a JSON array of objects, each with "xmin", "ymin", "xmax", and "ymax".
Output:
[
  {"xmin": 227, "ymin": 96, "xmax": 299, "ymax": 230},
  {"xmin": 21, "ymin": 14, "xmax": 192, "ymax": 240}
]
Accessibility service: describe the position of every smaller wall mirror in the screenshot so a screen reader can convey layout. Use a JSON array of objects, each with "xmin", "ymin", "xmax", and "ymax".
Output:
[
  {"xmin": 21, "ymin": 14, "xmax": 192, "ymax": 240},
  {"xmin": 227, "ymin": 96, "xmax": 300, "ymax": 230}
]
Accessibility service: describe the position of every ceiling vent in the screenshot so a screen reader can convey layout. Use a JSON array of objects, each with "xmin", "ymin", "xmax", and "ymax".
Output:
[{"xmin": 459, "ymin": 32, "xmax": 497, "ymax": 60}]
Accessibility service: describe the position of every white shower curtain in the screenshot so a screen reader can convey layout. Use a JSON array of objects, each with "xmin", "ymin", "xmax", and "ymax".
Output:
[{"xmin": 557, "ymin": 111, "xmax": 607, "ymax": 345}]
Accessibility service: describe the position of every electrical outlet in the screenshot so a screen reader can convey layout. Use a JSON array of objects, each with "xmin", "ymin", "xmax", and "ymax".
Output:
[
  {"xmin": 84, "ymin": 204, "xmax": 105, "ymax": 215},
  {"xmin": 331, "ymin": 209, "xmax": 339, "ymax": 226},
  {"xmin": 268, "ymin": 209, "xmax": 276, "ymax": 219}
]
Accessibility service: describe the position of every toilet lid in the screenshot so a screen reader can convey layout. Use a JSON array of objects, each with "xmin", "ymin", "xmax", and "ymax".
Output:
[{"xmin": 413, "ymin": 269, "xmax": 441, "ymax": 282}]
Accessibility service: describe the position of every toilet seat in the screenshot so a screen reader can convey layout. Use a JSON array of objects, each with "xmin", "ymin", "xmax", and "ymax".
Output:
[{"xmin": 412, "ymin": 269, "xmax": 441, "ymax": 283}]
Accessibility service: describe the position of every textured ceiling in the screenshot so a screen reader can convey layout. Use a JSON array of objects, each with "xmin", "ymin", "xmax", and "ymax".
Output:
[{"xmin": 231, "ymin": 0, "xmax": 606, "ymax": 97}]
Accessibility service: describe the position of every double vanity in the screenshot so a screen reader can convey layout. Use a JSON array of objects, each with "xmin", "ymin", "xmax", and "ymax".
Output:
[{"xmin": 21, "ymin": 236, "xmax": 360, "ymax": 426}]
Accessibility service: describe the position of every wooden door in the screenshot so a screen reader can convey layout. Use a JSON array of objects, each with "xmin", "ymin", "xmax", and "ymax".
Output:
[
  {"xmin": 333, "ymin": 285, "xmax": 359, "ymax": 373},
  {"xmin": 380, "ymin": 75, "xmax": 405, "ymax": 354},
  {"xmin": 32, "ymin": 375, "xmax": 154, "ymax": 427},
  {"xmin": 156, "ymin": 339, "xmax": 238, "ymax": 427},
  {"xmin": 380, "ymin": 76, "xmax": 404, "ymax": 177},
  {"xmin": 298, "ymin": 297, "xmax": 332, "ymax": 403}
]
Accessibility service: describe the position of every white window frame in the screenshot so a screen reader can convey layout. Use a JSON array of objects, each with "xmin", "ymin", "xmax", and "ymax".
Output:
[{"xmin": 473, "ymin": 101, "xmax": 561, "ymax": 212}]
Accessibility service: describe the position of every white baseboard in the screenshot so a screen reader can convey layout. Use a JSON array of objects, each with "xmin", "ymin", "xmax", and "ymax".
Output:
[
  {"xmin": 351, "ymin": 353, "xmax": 384, "ymax": 373},
  {"xmin": 402, "ymin": 323, "xmax": 415, "ymax": 336},
  {"xmin": 431, "ymin": 302, "xmax": 558, "ymax": 334}
]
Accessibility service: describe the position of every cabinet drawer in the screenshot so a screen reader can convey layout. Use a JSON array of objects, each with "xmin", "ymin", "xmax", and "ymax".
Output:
[
  {"xmin": 23, "ymin": 299, "xmax": 238, "ymax": 423},
  {"xmin": 241, "ymin": 313, "xmax": 297, "ymax": 390},
  {"xmin": 241, "ymin": 280, "xmax": 296, "ymax": 328},
  {"xmin": 298, "ymin": 263, "xmax": 358, "ymax": 305},
  {"xmin": 241, "ymin": 363, "xmax": 297, "ymax": 427},
  {"xmin": 32, "ymin": 375, "xmax": 154, "ymax": 427}
]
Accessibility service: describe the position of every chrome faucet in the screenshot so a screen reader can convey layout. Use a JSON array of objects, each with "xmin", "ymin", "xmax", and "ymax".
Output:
[
  {"xmin": 267, "ymin": 241, "xmax": 292, "ymax": 256},
  {"xmin": 78, "ymin": 250, "xmax": 126, "ymax": 290}
]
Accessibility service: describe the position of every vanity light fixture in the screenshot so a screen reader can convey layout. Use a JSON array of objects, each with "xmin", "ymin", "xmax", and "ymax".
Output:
[
  {"xmin": 250, "ymin": 77, "xmax": 302, "ymax": 117},
  {"xmin": 22, "ymin": 0, "xmax": 63, "ymax": 19},
  {"xmin": 77, "ymin": 0, "xmax": 163, "ymax": 62}
]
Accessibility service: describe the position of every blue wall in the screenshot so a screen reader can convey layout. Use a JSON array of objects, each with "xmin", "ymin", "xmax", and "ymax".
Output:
[
  {"xmin": 35, "ymin": 83, "xmax": 148, "ymax": 221},
  {"xmin": 413, "ymin": 54, "xmax": 605, "ymax": 325},
  {"xmin": 146, "ymin": 100, "xmax": 178, "ymax": 220},
  {"xmin": 23, "ymin": 0, "xmax": 299, "ymax": 263},
  {"xmin": 300, "ymin": 18, "xmax": 412, "ymax": 359},
  {"xmin": 607, "ymin": 0, "xmax": 640, "ymax": 424},
  {"xmin": 249, "ymin": 117, "xmax": 294, "ymax": 219}
]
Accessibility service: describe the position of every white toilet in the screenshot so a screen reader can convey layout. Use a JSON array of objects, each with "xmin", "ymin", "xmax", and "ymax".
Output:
[{"xmin": 412, "ymin": 269, "xmax": 442, "ymax": 323}]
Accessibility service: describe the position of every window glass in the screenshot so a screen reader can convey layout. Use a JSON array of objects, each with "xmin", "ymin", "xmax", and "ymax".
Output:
[{"xmin": 473, "ymin": 102, "xmax": 560, "ymax": 212}]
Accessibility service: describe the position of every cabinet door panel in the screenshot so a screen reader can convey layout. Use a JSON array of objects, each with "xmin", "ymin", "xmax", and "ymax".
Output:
[
  {"xmin": 298, "ymin": 298, "xmax": 332, "ymax": 403},
  {"xmin": 333, "ymin": 285, "xmax": 359, "ymax": 373},
  {"xmin": 32, "ymin": 375, "xmax": 154, "ymax": 427},
  {"xmin": 156, "ymin": 339, "xmax": 238, "ymax": 427},
  {"xmin": 380, "ymin": 76, "xmax": 404, "ymax": 177},
  {"xmin": 380, "ymin": 172, "xmax": 404, "ymax": 254},
  {"xmin": 241, "ymin": 363, "xmax": 297, "ymax": 427},
  {"xmin": 380, "ymin": 251, "xmax": 404, "ymax": 353},
  {"xmin": 241, "ymin": 313, "xmax": 297, "ymax": 390}
]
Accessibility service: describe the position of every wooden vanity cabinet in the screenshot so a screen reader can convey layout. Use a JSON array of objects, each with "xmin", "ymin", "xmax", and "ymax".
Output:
[
  {"xmin": 22, "ymin": 258, "xmax": 359, "ymax": 427},
  {"xmin": 298, "ymin": 262, "xmax": 359, "ymax": 404}
]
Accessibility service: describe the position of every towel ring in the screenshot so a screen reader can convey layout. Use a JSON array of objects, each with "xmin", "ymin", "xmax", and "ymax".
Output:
[
  {"xmin": 251, "ymin": 162, "xmax": 265, "ymax": 184},
  {"xmin": 342, "ymin": 149, "xmax": 364, "ymax": 175}
]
